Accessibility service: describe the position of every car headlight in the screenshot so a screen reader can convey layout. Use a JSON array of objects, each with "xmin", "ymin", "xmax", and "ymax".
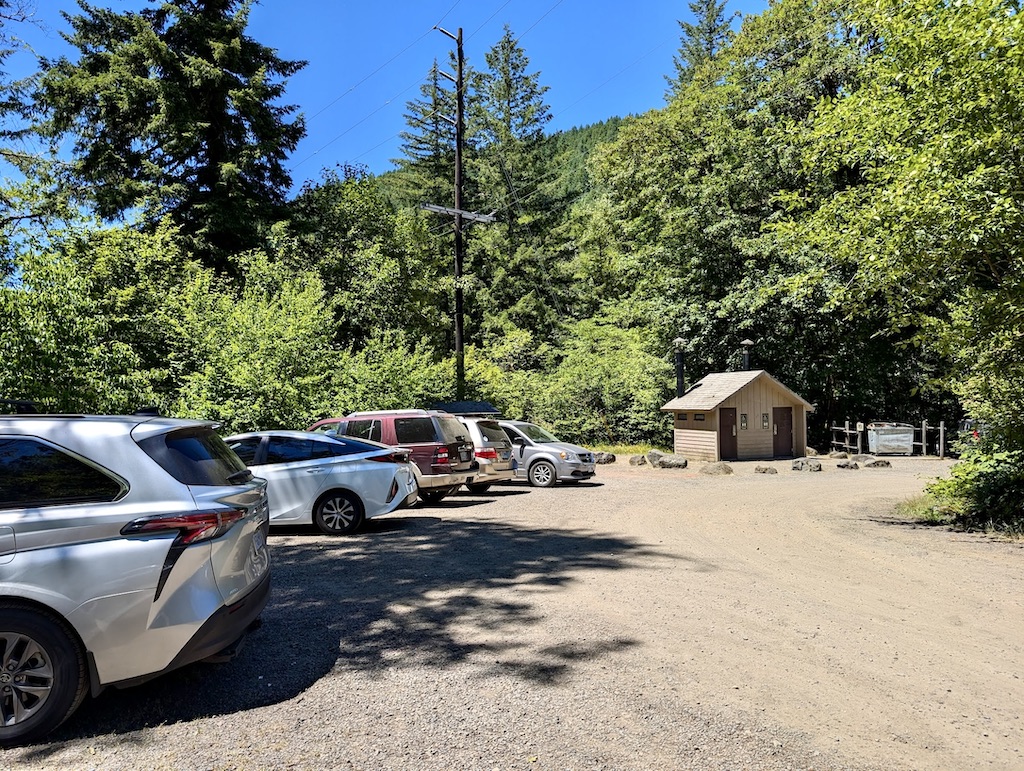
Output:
[{"xmin": 559, "ymin": 450, "xmax": 579, "ymax": 462}]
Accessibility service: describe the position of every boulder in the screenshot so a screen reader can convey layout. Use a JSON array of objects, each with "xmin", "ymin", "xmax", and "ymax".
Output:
[
  {"xmin": 836, "ymin": 460, "xmax": 860, "ymax": 470},
  {"xmin": 851, "ymin": 454, "xmax": 875, "ymax": 463},
  {"xmin": 829, "ymin": 451, "xmax": 849, "ymax": 459},
  {"xmin": 647, "ymin": 449, "xmax": 666, "ymax": 467},
  {"xmin": 629, "ymin": 454, "xmax": 648, "ymax": 467},
  {"xmin": 594, "ymin": 452, "xmax": 616, "ymax": 465},
  {"xmin": 805, "ymin": 447, "xmax": 820, "ymax": 456},
  {"xmin": 657, "ymin": 454, "xmax": 689, "ymax": 470},
  {"xmin": 792, "ymin": 458, "xmax": 823, "ymax": 472},
  {"xmin": 700, "ymin": 461, "xmax": 733, "ymax": 475},
  {"xmin": 754, "ymin": 465, "xmax": 778, "ymax": 474},
  {"xmin": 864, "ymin": 459, "xmax": 892, "ymax": 468}
]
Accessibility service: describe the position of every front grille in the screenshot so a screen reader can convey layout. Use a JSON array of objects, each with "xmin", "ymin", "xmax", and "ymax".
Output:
[{"xmin": 579, "ymin": 453, "xmax": 595, "ymax": 463}]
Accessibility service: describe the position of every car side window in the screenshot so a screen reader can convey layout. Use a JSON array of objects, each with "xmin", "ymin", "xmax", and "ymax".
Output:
[
  {"xmin": 0, "ymin": 437, "xmax": 125, "ymax": 508},
  {"xmin": 394, "ymin": 418, "xmax": 436, "ymax": 444},
  {"xmin": 227, "ymin": 438, "xmax": 262, "ymax": 465},
  {"xmin": 345, "ymin": 419, "xmax": 382, "ymax": 443},
  {"xmin": 264, "ymin": 437, "xmax": 314, "ymax": 464},
  {"xmin": 501, "ymin": 426, "xmax": 522, "ymax": 443}
]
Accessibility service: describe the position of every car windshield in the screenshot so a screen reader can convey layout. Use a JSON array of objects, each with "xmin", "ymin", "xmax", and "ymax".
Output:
[{"xmin": 515, "ymin": 422, "xmax": 560, "ymax": 443}]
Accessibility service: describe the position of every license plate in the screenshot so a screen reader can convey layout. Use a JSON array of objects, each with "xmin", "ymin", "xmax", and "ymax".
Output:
[{"xmin": 251, "ymin": 527, "xmax": 266, "ymax": 553}]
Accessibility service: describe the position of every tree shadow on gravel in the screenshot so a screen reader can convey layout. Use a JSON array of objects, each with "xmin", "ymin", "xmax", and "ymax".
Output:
[{"xmin": 34, "ymin": 513, "xmax": 660, "ymax": 752}]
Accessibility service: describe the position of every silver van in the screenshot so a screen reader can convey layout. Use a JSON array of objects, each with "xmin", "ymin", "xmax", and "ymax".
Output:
[
  {"xmin": 0, "ymin": 415, "xmax": 270, "ymax": 745},
  {"xmin": 497, "ymin": 420, "xmax": 597, "ymax": 487}
]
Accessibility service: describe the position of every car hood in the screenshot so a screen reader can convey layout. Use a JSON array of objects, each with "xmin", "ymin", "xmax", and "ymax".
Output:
[{"xmin": 540, "ymin": 441, "xmax": 593, "ymax": 458}]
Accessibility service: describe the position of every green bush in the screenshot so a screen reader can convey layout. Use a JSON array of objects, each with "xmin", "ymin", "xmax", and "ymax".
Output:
[{"xmin": 929, "ymin": 450, "xmax": 1024, "ymax": 535}]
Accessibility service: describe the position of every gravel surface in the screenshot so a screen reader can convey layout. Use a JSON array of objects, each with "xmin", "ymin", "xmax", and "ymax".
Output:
[{"xmin": 7, "ymin": 455, "xmax": 1023, "ymax": 770}]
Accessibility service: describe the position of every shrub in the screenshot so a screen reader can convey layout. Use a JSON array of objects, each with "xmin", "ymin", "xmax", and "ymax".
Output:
[{"xmin": 929, "ymin": 450, "xmax": 1024, "ymax": 535}]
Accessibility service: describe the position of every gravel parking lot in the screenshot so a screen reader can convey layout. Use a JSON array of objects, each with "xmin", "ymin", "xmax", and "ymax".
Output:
[{"xmin": 7, "ymin": 456, "xmax": 1024, "ymax": 770}]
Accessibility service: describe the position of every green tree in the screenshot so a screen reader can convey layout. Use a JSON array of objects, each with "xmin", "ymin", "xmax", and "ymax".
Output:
[
  {"xmin": 276, "ymin": 164, "xmax": 449, "ymax": 352},
  {"xmin": 774, "ymin": 0, "xmax": 1024, "ymax": 522},
  {"xmin": 666, "ymin": 0, "xmax": 736, "ymax": 100},
  {"xmin": 390, "ymin": 59, "xmax": 458, "ymax": 208},
  {"xmin": 38, "ymin": 0, "xmax": 306, "ymax": 270}
]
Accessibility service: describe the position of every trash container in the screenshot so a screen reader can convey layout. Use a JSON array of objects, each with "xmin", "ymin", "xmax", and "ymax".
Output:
[{"xmin": 867, "ymin": 422, "xmax": 914, "ymax": 455}]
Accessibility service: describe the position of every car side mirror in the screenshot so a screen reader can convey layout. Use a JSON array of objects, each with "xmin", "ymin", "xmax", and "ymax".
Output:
[{"xmin": 512, "ymin": 437, "xmax": 525, "ymax": 446}]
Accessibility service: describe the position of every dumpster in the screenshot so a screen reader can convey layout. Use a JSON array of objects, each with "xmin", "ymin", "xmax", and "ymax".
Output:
[{"xmin": 867, "ymin": 422, "xmax": 914, "ymax": 455}]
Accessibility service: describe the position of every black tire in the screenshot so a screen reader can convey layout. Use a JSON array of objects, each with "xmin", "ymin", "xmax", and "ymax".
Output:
[
  {"xmin": 313, "ymin": 490, "xmax": 365, "ymax": 535},
  {"xmin": 528, "ymin": 460, "xmax": 557, "ymax": 488},
  {"xmin": 465, "ymin": 482, "xmax": 492, "ymax": 493},
  {"xmin": 419, "ymin": 489, "xmax": 451, "ymax": 504},
  {"xmin": 0, "ymin": 604, "xmax": 87, "ymax": 747}
]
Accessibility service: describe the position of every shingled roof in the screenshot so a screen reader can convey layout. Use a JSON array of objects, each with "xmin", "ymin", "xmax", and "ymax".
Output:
[{"xmin": 661, "ymin": 370, "xmax": 814, "ymax": 412}]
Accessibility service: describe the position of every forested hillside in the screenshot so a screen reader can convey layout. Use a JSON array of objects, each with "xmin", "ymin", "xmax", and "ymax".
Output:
[{"xmin": 1, "ymin": 0, "xmax": 1021, "ymax": 528}]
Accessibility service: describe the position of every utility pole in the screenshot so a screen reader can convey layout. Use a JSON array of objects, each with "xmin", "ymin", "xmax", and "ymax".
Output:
[{"xmin": 425, "ymin": 26, "xmax": 494, "ymax": 401}]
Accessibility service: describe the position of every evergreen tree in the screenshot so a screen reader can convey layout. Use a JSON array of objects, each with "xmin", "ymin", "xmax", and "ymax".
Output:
[
  {"xmin": 38, "ymin": 0, "xmax": 306, "ymax": 271},
  {"xmin": 391, "ymin": 58, "xmax": 457, "ymax": 208},
  {"xmin": 666, "ymin": 0, "xmax": 735, "ymax": 99},
  {"xmin": 472, "ymin": 24, "xmax": 551, "ymax": 251},
  {"xmin": 467, "ymin": 25, "xmax": 566, "ymax": 344}
]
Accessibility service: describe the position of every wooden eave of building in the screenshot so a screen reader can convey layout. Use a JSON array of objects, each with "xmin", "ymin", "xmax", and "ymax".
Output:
[{"xmin": 660, "ymin": 370, "xmax": 815, "ymax": 413}]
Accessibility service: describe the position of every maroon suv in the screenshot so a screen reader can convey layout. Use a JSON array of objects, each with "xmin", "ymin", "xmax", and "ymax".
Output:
[{"xmin": 308, "ymin": 410, "xmax": 476, "ymax": 503}]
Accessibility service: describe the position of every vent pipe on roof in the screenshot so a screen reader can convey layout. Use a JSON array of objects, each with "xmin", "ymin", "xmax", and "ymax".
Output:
[
  {"xmin": 740, "ymin": 339, "xmax": 755, "ymax": 371},
  {"xmin": 673, "ymin": 337, "xmax": 686, "ymax": 397}
]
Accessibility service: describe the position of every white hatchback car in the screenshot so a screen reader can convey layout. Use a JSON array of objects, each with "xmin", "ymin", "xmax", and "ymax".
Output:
[
  {"xmin": 224, "ymin": 431, "xmax": 418, "ymax": 534},
  {"xmin": 0, "ymin": 414, "xmax": 271, "ymax": 746}
]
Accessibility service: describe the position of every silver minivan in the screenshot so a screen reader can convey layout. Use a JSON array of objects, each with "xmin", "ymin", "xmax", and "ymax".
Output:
[
  {"xmin": 0, "ymin": 415, "xmax": 271, "ymax": 746},
  {"xmin": 498, "ymin": 420, "xmax": 597, "ymax": 487}
]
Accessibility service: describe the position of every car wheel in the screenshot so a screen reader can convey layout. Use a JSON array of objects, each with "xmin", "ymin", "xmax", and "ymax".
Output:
[
  {"xmin": 465, "ymin": 482, "xmax": 492, "ymax": 493},
  {"xmin": 528, "ymin": 460, "xmax": 557, "ymax": 488},
  {"xmin": 314, "ymin": 490, "xmax": 365, "ymax": 535},
  {"xmin": 419, "ymin": 489, "xmax": 450, "ymax": 504},
  {"xmin": 0, "ymin": 604, "xmax": 88, "ymax": 747}
]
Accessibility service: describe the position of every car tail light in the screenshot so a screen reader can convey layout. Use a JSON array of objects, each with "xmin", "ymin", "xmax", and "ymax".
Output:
[
  {"xmin": 121, "ymin": 508, "xmax": 248, "ymax": 601},
  {"xmin": 475, "ymin": 447, "xmax": 498, "ymax": 460},
  {"xmin": 387, "ymin": 478, "xmax": 399, "ymax": 503},
  {"xmin": 121, "ymin": 509, "xmax": 247, "ymax": 545},
  {"xmin": 433, "ymin": 446, "xmax": 450, "ymax": 463}
]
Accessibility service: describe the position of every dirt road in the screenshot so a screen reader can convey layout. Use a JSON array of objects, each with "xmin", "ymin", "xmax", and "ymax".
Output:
[{"xmin": 9, "ymin": 455, "xmax": 1023, "ymax": 770}]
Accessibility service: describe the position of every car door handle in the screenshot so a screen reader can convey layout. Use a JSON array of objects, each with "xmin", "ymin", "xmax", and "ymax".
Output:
[{"xmin": 306, "ymin": 468, "xmax": 324, "ymax": 473}]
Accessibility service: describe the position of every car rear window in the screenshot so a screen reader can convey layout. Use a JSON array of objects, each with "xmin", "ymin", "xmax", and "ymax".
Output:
[
  {"xmin": 477, "ymin": 421, "xmax": 508, "ymax": 443},
  {"xmin": 394, "ymin": 417, "xmax": 436, "ymax": 444},
  {"xmin": 0, "ymin": 438, "xmax": 126, "ymax": 508},
  {"xmin": 436, "ymin": 417, "xmax": 469, "ymax": 444},
  {"xmin": 327, "ymin": 437, "xmax": 386, "ymax": 456},
  {"xmin": 139, "ymin": 428, "xmax": 248, "ymax": 486}
]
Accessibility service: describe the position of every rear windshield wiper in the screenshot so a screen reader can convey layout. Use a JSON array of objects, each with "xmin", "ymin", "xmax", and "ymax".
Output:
[{"xmin": 227, "ymin": 469, "xmax": 253, "ymax": 484}]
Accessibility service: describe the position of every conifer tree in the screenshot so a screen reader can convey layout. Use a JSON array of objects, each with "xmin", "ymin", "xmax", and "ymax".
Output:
[
  {"xmin": 392, "ymin": 59, "xmax": 458, "ymax": 207},
  {"xmin": 666, "ymin": 0, "xmax": 735, "ymax": 99},
  {"xmin": 38, "ymin": 0, "xmax": 306, "ymax": 270}
]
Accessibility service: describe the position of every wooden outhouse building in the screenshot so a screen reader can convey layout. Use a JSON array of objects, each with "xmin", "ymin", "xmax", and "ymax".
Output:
[{"xmin": 660, "ymin": 370, "xmax": 814, "ymax": 462}]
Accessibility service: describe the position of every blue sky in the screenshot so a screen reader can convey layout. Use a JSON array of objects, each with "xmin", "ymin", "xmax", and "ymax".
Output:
[{"xmin": 12, "ymin": 0, "xmax": 768, "ymax": 192}]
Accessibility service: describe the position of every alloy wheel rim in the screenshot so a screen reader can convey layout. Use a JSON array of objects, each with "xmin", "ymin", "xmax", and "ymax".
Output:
[
  {"xmin": 0, "ymin": 632, "xmax": 54, "ymax": 726},
  {"xmin": 321, "ymin": 497, "xmax": 355, "ymax": 530},
  {"xmin": 533, "ymin": 464, "xmax": 553, "ymax": 485}
]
